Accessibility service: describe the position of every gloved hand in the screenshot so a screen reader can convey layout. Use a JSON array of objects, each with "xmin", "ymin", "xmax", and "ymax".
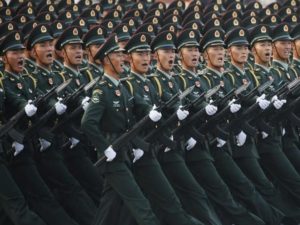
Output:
[
  {"xmin": 12, "ymin": 141, "xmax": 24, "ymax": 156},
  {"xmin": 149, "ymin": 104, "xmax": 162, "ymax": 122},
  {"xmin": 104, "ymin": 146, "xmax": 117, "ymax": 162},
  {"xmin": 256, "ymin": 94, "xmax": 270, "ymax": 110},
  {"xmin": 261, "ymin": 131, "xmax": 269, "ymax": 139},
  {"xmin": 176, "ymin": 106, "xmax": 189, "ymax": 120},
  {"xmin": 216, "ymin": 137, "xmax": 226, "ymax": 148},
  {"xmin": 185, "ymin": 137, "xmax": 197, "ymax": 151},
  {"xmin": 271, "ymin": 95, "xmax": 286, "ymax": 110},
  {"xmin": 205, "ymin": 104, "xmax": 218, "ymax": 116},
  {"xmin": 229, "ymin": 99, "xmax": 241, "ymax": 113},
  {"xmin": 69, "ymin": 137, "xmax": 80, "ymax": 149},
  {"xmin": 236, "ymin": 131, "xmax": 247, "ymax": 146},
  {"xmin": 24, "ymin": 100, "xmax": 37, "ymax": 117},
  {"xmin": 39, "ymin": 138, "xmax": 51, "ymax": 152},
  {"xmin": 55, "ymin": 98, "xmax": 67, "ymax": 115},
  {"xmin": 164, "ymin": 135, "xmax": 174, "ymax": 152},
  {"xmin": 132, "ymin": 148, "xmax": 144, "ymax": 163},
  {"xmin": 81, "ymin": 96, "xmax": 90, "ymax": 111}
]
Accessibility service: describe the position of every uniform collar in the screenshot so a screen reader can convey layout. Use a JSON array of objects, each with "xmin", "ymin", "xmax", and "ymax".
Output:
[
  {"xmin": 64, "ymin": 65, "xmax": 80, "ymax": 77},
  {"xmin": 254, "ymin": 63, "xmax": 270, "ymax": 73},
  {"xmin": 272, "ymin": 59, "xmax": 289, "ymax": 70},
  {"xmin": 4, "ymin": 70, "xmax": 21, "ymax": 80},
  {"xmin": 54, "ymin": 59, "xmax": 64, "ymax": 68},
  {"xmin": 231, "ymin": 63, "xmax": 245, "ymax": 76},
  {"xmin": 206, "ymin": 67, "xmax": 223, "ymax": 77},
  {"xmin": 156, "ymin": 68, "xmax": 172, "ymax": 80},
  {"xmin": 103, "ymin": 73, "xmax": 120, "ymax": 87},
  {"xmin": 35, "ymin": 64, "xmax": 52, "ymax": 76},
  {"xmin": 131, "ymin": 71, "xmax": 147, "ymax": 82},
  {"xmin": 182, "ymin": 68, "xmax": 197, "ymax": 78},
  {"xmin": 89, "ymin": 62, "xmax": 101, "ymax": 71}
]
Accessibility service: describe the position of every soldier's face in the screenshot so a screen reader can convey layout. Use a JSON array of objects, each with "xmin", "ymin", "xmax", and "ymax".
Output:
[
  {"xmin": 273, "ymin": 40, "xmax": 292, "ymax": 60},
  {"xmin": 228, "ymin": 45, "xmax": 249, "ymax": 65},
  {"xmin": 130, "ymin": 51, "xmax": 151, "ymax": 74},
  {"xmin": 88, "ymin": 44, "xmax": 101, "ymax": 60},
  {"xmin": 3, "ymin": 49, "xmax": 25, "ymax": 74},
  {"xmin": 63, "ymin": 44, "xmax": 83, "ymax": 66},
  {"xmin": 155, "ymin": 48, "xmax": 175, "ymax": 72},
  {"xmin": 252, "ymin": 41, "xmax": 272, "ymax": 63},
  {"xmin": 293, "ymin": 40, "xmax": 300, "ymax": 57},
  {"xmin": 106, "ymin": 51, "xmax": 125, "ymax": 74},
  {"xmin": 205, "ymin": 45, "xmax": 225, "ymax": 69},
  {"xmin": 180, "ymin": 46, "xmax": 200, "ymax": 69},
  {"xmin": 33, "ymin": 40, "xmax": 54, "ymax": 67}
]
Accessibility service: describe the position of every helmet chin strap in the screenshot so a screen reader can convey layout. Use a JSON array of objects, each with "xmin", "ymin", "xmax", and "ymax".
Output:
[{"xmin": 107, "ymin": 54, "xmax": 120, "ymax": 76}]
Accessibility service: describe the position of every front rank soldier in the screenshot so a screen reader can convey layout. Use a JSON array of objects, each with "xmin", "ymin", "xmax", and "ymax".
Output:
[
  {"xmin": 123, "ymin": 32, "xmax": 207, "ymax": 225},
  {"xmin": 149, "ymin": 31, "xmax": 224, "ymax": 225},
  {"xmin": 0, "ymin": 31, "xmax": 79, "ymax": 225},
  {"xmin": 26, "ymin": 23, "xmax": 99, "ymax": 225},
  {"xmin": 82, "ymin": 33, "xmax": 162, "ymax": 225},
  {"xmin": 55, "ymin": 26, "xmax": 103, "ymax": 206},
  {"xmin": 250, "ymin": 23, "xmax": 300, "ymax": 208},
  {"xmin": 224, "ymin": 26, "xmax": 300, "ymax": 223},
  {"xmin": 200, "ymin": 27, "xmax": 284, "ymax": 225}
]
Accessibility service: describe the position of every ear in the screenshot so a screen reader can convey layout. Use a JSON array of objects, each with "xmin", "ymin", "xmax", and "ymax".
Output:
[
  {"xmin": 32, "ymin": 47, "xmax": 37, "ymax": 57},
  {"xmin": 227, "ymin": 47, "xmax": 232, "ymax": 58},
  {"xmin": 152, "ymin": 51, "xmax": 158, "ymax": 60},
  {"xmin": 2, "ymin": 54, "xmax": 7, "ymax": 64},
  {"xmin": 203, "ymin": 50, "xmax": 208, "ymax": 61}
]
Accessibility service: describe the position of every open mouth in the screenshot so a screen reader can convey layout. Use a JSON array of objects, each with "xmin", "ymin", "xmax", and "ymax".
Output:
[
  {"xmin": 168, "ymin": 59, "xmax": 174, "ymax": 65},
  {"xmin": 265, "ymin": 52, "xmax": 271, "ymax": 57},
  {"xmin": 46, "ymin": 53, "xmax": 53, "ymax": 59},
  {"xmin": 217, "ymin": 56, "xmax": 223, "ymax": 63},
  {"xmin": 17, "ymin": 59, "xmax": 24, "ymax": 66},
  {"xmin": 75, "ymin": 55, "xmax": 82, "ymax": 60}
]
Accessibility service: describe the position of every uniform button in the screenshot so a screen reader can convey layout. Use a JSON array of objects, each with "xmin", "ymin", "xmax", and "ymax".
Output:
[
  {"xmin": 116, "ymin": 109, "xmax": 119, "ymax": 112},
  {"xmin": 127, "ymin": 119, "xmax": 130, "ymax": 122},
  {"xmin": 126, "ymin": 108, "xmax": 129, "ymax": 111}
]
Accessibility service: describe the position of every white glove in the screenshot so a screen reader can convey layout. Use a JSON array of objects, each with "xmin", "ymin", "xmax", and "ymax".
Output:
[
  {"xmin": 261, "ymin": 131, "xmax": 269, "ymax": 139},
  {"xmin": 236, "ymin": 131, "xmax": 247, "ymax": 146},
  {"xmin": 69, "ymin": 137, "xmax": 80, "ymax": 149},
  {"xmin": 271, "ymin": 95, "xmax": 286, "ymax": 110},
  {"xmin": 24, "ymin": 100, "xmax": 37, "ymax": 117},
  {"xmin": 149, "ymin": 104, "xmax": 162, "ymax": 122},
  {"xmin": 229, "ymin": 99, "xmax": 241, "ymax": 113},
  {"xmin": 104, "ymin": 146, "xmax": 117, "ymax": 162},
  {"xmin": 55, "ymin": 98, "xmax": 67, "ymax": 115},
  {"xmin": 205, "ymin": 104, "xmax": 218, "ymax": 116},
  {"xmin": 256, "ymin": 94, "xmax": 270, "ymax": 110},
  {"xmin": 176, "ymin": 106, "xmax": 189, "ymax": 120},
  {"xmin": 164, "ymin": 135, "xmax": 173, "ymax": 152},
  {"xmin": 132, "ymin": 148, "xmax": 144, "ymax": 163},
  {"xmin": 81, "ymin": 96, "xmax": 90, "ymax": 111},
  {"xmin": 185, "ymin": 137, "xmax": 197, "ymax": 151},
  {"xmin": 12, "ymin": 141, "xmax": 24, "ymax": 156},
  {"xmin": 216, "ymin": 137, "xmax": 226, "ymax": 148},
  {"xmin": 39, "ymin": 138, "xmax": 51, "ymax": 152}
]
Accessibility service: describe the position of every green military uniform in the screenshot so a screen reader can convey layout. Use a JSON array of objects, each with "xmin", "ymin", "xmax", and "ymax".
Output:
[
  {"xmin": 122, "ymin": 32, "xmax": 208, "ymax": 225},
  {"xmin": 81, "ymin": 33, "xmax": 160, "ymax": 225},
  {"xmin": 55, "ymin": 26, "xmax": 103, "ymax": 207},
  {"xmin": 26, "ymin": 24, "xmax": 99, "ymax": 225},
  {"xmin": 0, "ymin": 31, "xmax": 79, "ymax": 225},
  {"xmin": 175, "ymin": 28, "xmax": 268, "ymax": 225},
  {"xmin": 199, "ymin": 28, "xmax": 284, "ymax": 225},
  {"xmin": 224, "ymin": 26, "xmax": 300, "ymax": 222}
]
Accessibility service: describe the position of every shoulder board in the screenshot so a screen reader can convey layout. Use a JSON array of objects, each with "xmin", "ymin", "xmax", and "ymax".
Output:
[
  {"xmin": 119, "ymin": 77, "xmax": 129, "ymax": 82},
  {"xmin": 79, "ymin": 67, "xmax": 89, "ymax": 72},
  {"xmin": 146, "ymin": 74, "xmax": 158, "ymax": 78},
  {"xmin": 99, "ymin": 80, "xmax": 107, "ymax": 85}
]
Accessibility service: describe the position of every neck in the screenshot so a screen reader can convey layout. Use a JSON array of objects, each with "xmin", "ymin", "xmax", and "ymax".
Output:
[
  {"xmin": 232, "ymin": 61, "xmax": 244, "ymax": 71},
  {"xmin": 37, "ymin": 62, "xmax": 51, "ymax": 71},
  {"xmin": 207, "ymin": 63, "xmax": 222, "ymax": 73},
  {"xmin": 64, "ymin": 62, "xmax": 78, "ymax": 71},
  {"xmin": 182, "ymin": 63, "xmax": 196, "ymax": 73},
  {"xmin": 273, "ymin": 57, "xmax": 288, "ymax": 64},
  {"xmin": 5, "ymin": 67, "xmax": 19, "ymax": 75},
  {"xmin": 255, "ymin": 57, "xmax": 269, "ymax": 68},
  {"xmin": 157, "ymin": 64, "xmax": 171, "ymax": 74},
  {"xmin": 132, "ymin": 69, "xmax": 144, "ymax": 76},
  {"xmin": 104, "ymin": 67, "xmax": 119, "ymax": 80}
]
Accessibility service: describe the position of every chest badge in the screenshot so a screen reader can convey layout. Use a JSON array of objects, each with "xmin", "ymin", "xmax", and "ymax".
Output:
[
  {"xmin": 168, "ymin": 81, "xmax": 173, "ymax": 88},
  {"xmin": 144, "ymin": 85, "xmax": 149, "ymax": 92},
  {"xmin": 28, "ymin": 88, "xmax": 33, "ymax": 93},
  {"xmin": 195, "ymin": 80, "xmax": 201, "ymax": 87},
  {"xmin": 48, "ymin": 78, "xmax": 54, "ymax": 85},
  {"xmin": 242, "ymin": 79, "xmax": 248, "ymax": 85},
  {"xmin": 17, "ymin": 83, "xmax": 23, "ymax": 89},
  {"xmin": 75, "ymin": 78, "xmax": 81, "ymax": 86},
  {"xmin": 115, "ymin": 89, "xmax": 121, "ymax": 96}
]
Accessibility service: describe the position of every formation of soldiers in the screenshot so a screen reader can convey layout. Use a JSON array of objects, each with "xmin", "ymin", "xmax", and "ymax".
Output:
[{"xmin": 1, "ymin": 0, "xmax": 300, "ymax": 225}]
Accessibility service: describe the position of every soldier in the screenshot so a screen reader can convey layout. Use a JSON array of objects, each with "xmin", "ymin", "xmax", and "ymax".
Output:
[
  {"xmin": 148, "ymin": 31, "xmax": 227, "ymax": 225},
  {"xmin": 51, "ymin": 20, "xmax": 66, "ymax": 73},
  {"xmin": 55, "ymin": 26, "xmax": 103, "ymax": 206},
  {"xmin": 81, "ymin": 33, "xmax": 161, "ymax": 225},
  {"xmin": 224, "ymin": 26, "xmax": 300, "ymax": 223},
  {"xmin": 26, "ymin": 23, "xmax": 100, "ymax": 224},
  {"xmin": 122, "ymin": 32, "xmax": 208, "ymax": 225},
  {"xmin": 0, "ymin": 30, "xmax": 79, "ymax": 225},
  {"xmin": 199, "ymin": 27, "xmax": 284, "ymax": 225}
]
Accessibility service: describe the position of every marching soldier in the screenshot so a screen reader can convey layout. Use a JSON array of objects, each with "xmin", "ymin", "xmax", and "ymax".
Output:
[
  {"xmin": 0, "ymin": 30, "xmax": 79, "ymax": 225},
  {"xmin": 26, "ymin": 23, "xmax": 99, "ymax": 225},
  {"xmin": 55, "ymin": 26, "xmax": 103, "ymax": 207},
  {"xmin": 122, "ymin": 32, "xmax": 209, "ymax": 225},
  {"xmin": 81, "ymin": 33, "xmax": 162, "ymax": 225},
  {"xmin": 199, "ymin": 27, "xmax": 284, "ymax": 225}
]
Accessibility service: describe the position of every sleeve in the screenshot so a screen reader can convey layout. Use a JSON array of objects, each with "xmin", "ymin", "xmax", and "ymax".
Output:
[{"xmin": 81, "ymin": 87, "xmax": 109, "ymax": 153}]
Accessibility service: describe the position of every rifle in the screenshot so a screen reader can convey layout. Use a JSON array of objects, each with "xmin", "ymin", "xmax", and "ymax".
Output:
[
  {"xmin": 172, "ymin": 85, "xmax": 222, "ymax": 140},
  {"xmin": 25, "ymin": 77, "xmax": 99, "ymax": 137},
  {"xmin": 94, "ymin": 85, "xmax": 195, "ymax": 167},
  {"xmin": 0, "ymin": 79, "xmax": 72, "ymax": 138}
]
